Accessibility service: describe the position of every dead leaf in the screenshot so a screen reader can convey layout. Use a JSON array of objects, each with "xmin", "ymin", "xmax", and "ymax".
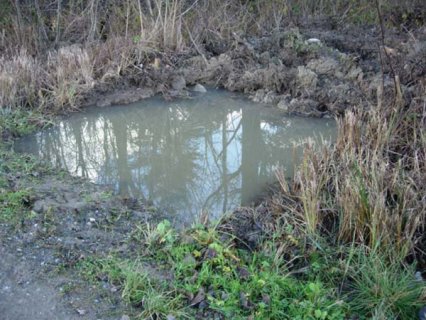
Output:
[
  {"xmin": 237, "ymin": 266, "xmax": 250, "ymax": 280},
  {"xmin": 239, "ymin": 292, "xmax": 249, "ymax": 309},
  {"xmin": 189, "ymin": 287, "xmax": 205, "ymax": 307}
]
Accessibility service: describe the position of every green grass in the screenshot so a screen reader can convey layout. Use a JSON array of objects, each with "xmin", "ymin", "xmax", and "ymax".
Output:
[
  {"xmin": 0, "ymin": 108, "xmax": 48, "ymax": 138},
  {"xmin": 0, "ymin": 188, "xmax": 32, "ymax": 222},
  {"xmin": 79, "ymin": 257, "xmax": 190, "ymax": 319},
  {"xmin": 346, "ymin": 247, "xmax": 425, "ymax": 319},
  {"xmin": 79, "ymin": 221, "xmax": 349, "ymax": 319},
  {"xmin": 0, "ymin": 105, "xmax": 54, "ymax": 224},
  {"xmin": 0, "ymin": 152, "xmax": 38, "ymax": 224},
  {"xmin": 78, "ymin": 221, "xmax": 425, "ymax": 319}
]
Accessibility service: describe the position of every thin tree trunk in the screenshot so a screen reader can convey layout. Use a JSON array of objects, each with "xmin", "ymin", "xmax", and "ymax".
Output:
[
  {"xmin": 221, "ymin": 116, "xmax": 228, "ymax": 213},
  {"xmin": 125, "ymin": 0, "xmax": 130, "ymax": 39},
  {"xmin": 55, "ymin": 0, "xmax": 62, "ymax": 47},
  {"xmin": 88, "ymin": 0, "xmax": 99, "ymax": 42},
  {"xmin": 13, "ymin": 0, "xmax": 23, "ymax": 45},
  {"xmin": 145, "ymin": 0, "xmax": 154, "ymax": 17},
  {"xmin": 137, "ymin": 0, "xmax": 145, "ymax": 40},
  {"xmin": 34, "ymin": 0, "xmax": 49, "ymax": 46}
]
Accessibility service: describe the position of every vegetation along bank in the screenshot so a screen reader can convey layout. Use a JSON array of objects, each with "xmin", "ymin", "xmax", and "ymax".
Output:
[{"xmin": 0, "ymin": 0, "xmax": 425, "ymax": 319}]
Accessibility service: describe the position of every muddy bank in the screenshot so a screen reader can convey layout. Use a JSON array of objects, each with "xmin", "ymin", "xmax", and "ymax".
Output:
[
  {"xmin": 0, "ymin": 153, "xmax": 166, "ymax": 319},
  {"xmin": 84, "ymin": 24, "xmax": 425, "ymax": 118}
]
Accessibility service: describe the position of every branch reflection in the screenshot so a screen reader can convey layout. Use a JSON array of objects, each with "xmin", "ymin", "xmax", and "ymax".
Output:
[{"xmin": 15, "ymin": 90, "xmax": 336, "ymax": 224}]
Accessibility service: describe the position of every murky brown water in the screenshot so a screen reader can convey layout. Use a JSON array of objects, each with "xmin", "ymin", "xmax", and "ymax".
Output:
[{"xmin": 15, "ymin": 90, "xmax": 336, "ymax": 224}]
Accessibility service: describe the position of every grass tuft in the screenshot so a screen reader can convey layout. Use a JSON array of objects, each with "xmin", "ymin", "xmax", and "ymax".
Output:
[{"xmin": 347, "ymin": 247, "xmax": 425, "ymax": 319}]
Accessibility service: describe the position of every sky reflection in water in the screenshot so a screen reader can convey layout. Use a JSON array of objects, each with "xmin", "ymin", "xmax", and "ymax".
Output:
[{"xmin": 15, "ymin": 90, "xmax": 336, "ymax": 225}]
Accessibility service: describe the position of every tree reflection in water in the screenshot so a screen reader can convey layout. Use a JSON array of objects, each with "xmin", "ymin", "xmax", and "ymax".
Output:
[{"xmin": 15, "ymin": 90, "xmax": 336, "ymax": 225}]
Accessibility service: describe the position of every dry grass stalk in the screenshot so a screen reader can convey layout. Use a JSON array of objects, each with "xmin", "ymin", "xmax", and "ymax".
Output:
[
  {"xmin": 279, "ymin": 92, "xmax": 425, "ymax": 255},
  {"xmin": 0, "ymin": 38, "xmax": 145, "ymax": 111},
  {"xmin": 0, "ymin": 50, "xmax": 41, "ymax": 109},
  {"xmin": 45, "ymin": 45, "xmax": 94, "ymax": 111}
]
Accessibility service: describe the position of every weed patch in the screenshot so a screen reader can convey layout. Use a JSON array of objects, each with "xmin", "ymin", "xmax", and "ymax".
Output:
[
  {"xmin": 79, "ymin": 221, "xmax": 350, "ymax": 319},
  {"xmin": 0, "ymin": 188, "xmax": 32, "ymax": 223},
  {"xmin": 0, "ymin": 108, "xmax": 49, "ymax": 139}
]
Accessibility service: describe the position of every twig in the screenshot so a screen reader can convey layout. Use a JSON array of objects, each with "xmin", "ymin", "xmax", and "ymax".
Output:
[
  {"xmin": 184, "ymin": 20, "xmax": 208, "ymax": 65},
  {"xmin": 180, "ymin": 0, "xmax": 201, "ymax": 17},
  {"xmin": 374, "ymin": 0, "xmax": 401, "ymax": 104}
]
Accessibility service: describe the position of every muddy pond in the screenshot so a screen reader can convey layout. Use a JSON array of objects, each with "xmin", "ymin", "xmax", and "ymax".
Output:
[{"xmin": 15, "ymin": 90, "xmax": 336, "ymax": 225}]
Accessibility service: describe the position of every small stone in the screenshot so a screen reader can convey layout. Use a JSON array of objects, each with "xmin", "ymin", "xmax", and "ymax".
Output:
[
  {"xmin": 307, "ymin": 57, "xmax": 339, "ymax": 76},
  {"xmin": 192, "ymin": 84, "xmax": 207, "ymax": 93},
  {"xmin": 32, "ymin": 200, "xmax": 44, "ymax": 213},
  {"xmin": 259, "ymin": 51, "xmax": 270, "ymax": 65},
  {"xmin": 277, "ymin": 95, "xmax": 291, "ymax": 112},
  {"xmin": 252, "ymin": 89, "xmax": 265, "ymax": 103},
  {"xmin": 198, "ymin": 301, "xmax": 208, "ymax": 310},
  {"xmin": 183, "ymin": 254, "xmax": 196, "ymax": 265},
  {"xmin": 166, "ymin": 315, "xmax": 176, "ymax": 320},
  {"xmin": 306, "ymin": 38, "xmax": 321, "ymax": 45},
  {"xmin": 171, "ymin": 76, "xmax": 186, "ymax": 91},
  {"xmin": 121, "ymin": 316, "xmax": 130, "ymax": 320},
  {"xmin": 419, "ymin": 306, "xmax": 426, "ymax": 320},
  {"xmin": 76, "ymin": 309, "xmax": 86, "ymax": 316},
  {"xmin": 296, "ymin": 66, "xmax": 318, "ymax": 91},
  {"xmin": 236, "ymin": 266, "xmax": 250, "ymax": 280},
  {"xmin": 189, "ymin": 287, "xmax": 205, "ymax": 307}
]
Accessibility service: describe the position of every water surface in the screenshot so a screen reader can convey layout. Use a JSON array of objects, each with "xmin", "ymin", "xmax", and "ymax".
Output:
[{"xmin": 15, "ymin": 90, "xmax": 336, "ymax": 224}]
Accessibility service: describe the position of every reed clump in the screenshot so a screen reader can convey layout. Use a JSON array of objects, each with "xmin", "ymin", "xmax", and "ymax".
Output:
[{"xmin": 277, "ymin": 82, "xmax": 425, "ymax": 257}]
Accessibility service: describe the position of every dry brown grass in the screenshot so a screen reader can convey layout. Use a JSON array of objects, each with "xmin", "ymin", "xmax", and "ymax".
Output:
[
  {"xmin": 0, "ymin": 37, "xmax": 148, "ymax": 112},
  {"xmin": 3, "ymin": 0, "xmax": 423, "ymax": 57},
  {"xmin": 45, "ymin": 45, "xmax": 95, "ymax": 110},
  {"xmin": 0, "ymin": 47, "xmax": 92, "ymax": 112},
  {"xmin": 1, "ymin": 0, "xmax": 423, "ymax": 112},
  {"xmin": 0, "ymin": 50, "xmax": 41, "ymax": 110},
  {"xmin": 276, "ymin": 82, "xmax": 425, "ymax": 256}
]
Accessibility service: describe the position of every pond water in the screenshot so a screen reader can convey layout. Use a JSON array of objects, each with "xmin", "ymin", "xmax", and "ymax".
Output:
[{"xmin": 15, "ymin": 90, "xmax": 336, "ymax": 225}]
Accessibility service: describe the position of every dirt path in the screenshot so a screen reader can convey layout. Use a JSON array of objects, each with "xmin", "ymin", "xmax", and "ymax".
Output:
[
  {"xmin": 0, "ymin": 173, "xmax": 152, "ymax": 320},
  {"xmin": 0, "ymin": 245, "xmax": 80, "ymax": 320}
]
